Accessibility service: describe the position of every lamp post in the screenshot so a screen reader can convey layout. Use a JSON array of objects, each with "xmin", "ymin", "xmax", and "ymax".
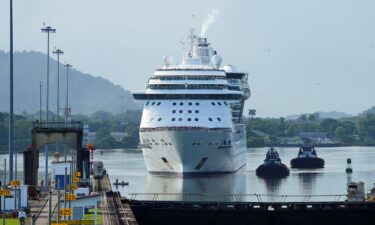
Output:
[
  {"xmin": 9, "ymin": 0, "xmax": 14, "ymax": 181},
  {"xmin": 53, "ymin": 48, "xmax": 64, "ymax": 120},
  {"xmin": 41, "ymin": 25, "xmax": 56, "ymax": 191},
  {"xmin": 63, "ymin": 63, "xmax": 72, "ymax": 161}
]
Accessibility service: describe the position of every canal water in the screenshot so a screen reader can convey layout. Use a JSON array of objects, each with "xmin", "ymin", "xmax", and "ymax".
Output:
[
  {"xmin": 0, "ymin": 147, "xmax": 374, "ymax": 202},
  {"xmin": 96, "ymin": 146, "xmax": 375, "ymax": 202}
]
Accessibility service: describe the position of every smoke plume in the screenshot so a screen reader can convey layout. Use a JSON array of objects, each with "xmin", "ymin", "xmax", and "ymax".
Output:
[{"xmin": 200, "ymin": 9, "xmax": 220, "ymax": 37}]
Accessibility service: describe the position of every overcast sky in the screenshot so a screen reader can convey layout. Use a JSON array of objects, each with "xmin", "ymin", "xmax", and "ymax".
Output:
[{"xmin": 1, "ymin": 0, "xmax": 375, "ymax": 117}]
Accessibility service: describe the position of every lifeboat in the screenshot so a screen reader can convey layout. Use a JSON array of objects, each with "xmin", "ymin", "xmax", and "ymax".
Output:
[{"xmin": 256, "ymin": 147, "xmax": 289, "ymax": 178}]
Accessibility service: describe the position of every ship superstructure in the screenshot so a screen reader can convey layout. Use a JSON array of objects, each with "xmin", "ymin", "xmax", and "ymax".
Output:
[{"xmin": 132, "ymin": 30, "xmax": 250, "ymax": 174}]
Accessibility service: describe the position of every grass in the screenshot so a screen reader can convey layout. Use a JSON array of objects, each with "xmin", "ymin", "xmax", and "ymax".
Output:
[
  {"xmin": 3, "ymin": 218, "xmax": 30, "ymax": 225},
  {"xmin": 84, "ymin": 208, "xmax": 103, "ymax": 225}
]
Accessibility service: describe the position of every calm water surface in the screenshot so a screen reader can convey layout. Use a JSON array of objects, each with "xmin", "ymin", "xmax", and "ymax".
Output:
[
  {"xmin": 0, "ymin": 147, "xmax": 374, "ymax": 202},
  {"xmin": 94, "ymin": 147, "xmax": 375, "ymax": 202}
]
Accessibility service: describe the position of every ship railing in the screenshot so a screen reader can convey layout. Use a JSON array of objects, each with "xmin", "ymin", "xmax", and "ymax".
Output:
[
  {"xmin": 128, "ymin": 193, "xmax": 354, "ymax": 203},
  {"xmin": 140, "ymin": 127, "xmax": 232, "ymax": 132}
]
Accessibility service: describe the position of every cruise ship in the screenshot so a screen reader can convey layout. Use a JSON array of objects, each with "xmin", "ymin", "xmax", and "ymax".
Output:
[{"xmin": 132, "ymin": 30, "xmax": 250, "ymax": 174}]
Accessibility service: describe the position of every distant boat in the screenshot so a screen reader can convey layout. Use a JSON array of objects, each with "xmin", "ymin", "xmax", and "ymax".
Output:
[
  {"xmin": 290, "ymin": 142, "xmax": 324, "ymax": 169},
  {"xmin": 256, "ymin": 147, "xmax": 289, "ymax": 178}
]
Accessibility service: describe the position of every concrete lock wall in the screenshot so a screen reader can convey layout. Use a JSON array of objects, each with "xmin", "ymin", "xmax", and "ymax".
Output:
[{"xmin": 24, "ymin": 127, "xmax": 83, "ymax": 186}]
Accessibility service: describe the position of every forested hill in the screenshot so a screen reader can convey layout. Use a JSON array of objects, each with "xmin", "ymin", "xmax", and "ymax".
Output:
[{"xmin": 0, "ymin": 50, "xmax": 139, "ymax": 114}]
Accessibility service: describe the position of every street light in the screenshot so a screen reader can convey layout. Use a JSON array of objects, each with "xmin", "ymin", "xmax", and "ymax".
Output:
[
  {"xmin": 53, "ymin": 48, "xmax": 64, "ymax": 120},
  {"xmin": 41, "ymin": 25, "xmax": 56, "ymax": 192},
  {"xmin": 9, "ymin": 0, "xmax": 14, "ymax": 181},
  {"xmin": 63, "ymin": 63, "xmax": 72, "ymax": 162}
]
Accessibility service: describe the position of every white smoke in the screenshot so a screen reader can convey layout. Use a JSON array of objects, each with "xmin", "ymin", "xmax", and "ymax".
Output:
[{"xmin": 200, "ymin": 9, "xmax": 220, "ymax": 37}]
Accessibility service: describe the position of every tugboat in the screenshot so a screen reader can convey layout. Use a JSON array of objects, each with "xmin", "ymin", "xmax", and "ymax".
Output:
[
  {"xmin": 290, "ymin": 140, "xmax": 324, "ymax": 169},
  {"xmin": 256, "ymin": 147, "xmax": 289, "ymax": 178}
]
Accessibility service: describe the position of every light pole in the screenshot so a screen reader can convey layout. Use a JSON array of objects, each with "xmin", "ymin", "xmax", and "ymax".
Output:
[
  {"xmin": 9, "ymin": 0, "xmax": 14, "ymax": 181},
  {"xmin": 41, "ymin": 25, "xmax": 56, "ymax": 191},
  {"xmin": 53, "ymin": 48, "xmax": 64, "ymax": 121},
  {"xmin": 63, "ymin": 63, "xmax": 72, "ymax": 161}
]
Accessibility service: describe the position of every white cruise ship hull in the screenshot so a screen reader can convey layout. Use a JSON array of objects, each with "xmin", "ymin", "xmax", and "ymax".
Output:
[{"xmin": 140, "ymin": 129, "xmax": 246, "ymax": 174}]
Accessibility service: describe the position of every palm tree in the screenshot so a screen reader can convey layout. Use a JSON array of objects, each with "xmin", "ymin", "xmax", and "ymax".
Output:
[{"xmin": 248, "ymin": 109, "xmax": 257, "ymax": 118}]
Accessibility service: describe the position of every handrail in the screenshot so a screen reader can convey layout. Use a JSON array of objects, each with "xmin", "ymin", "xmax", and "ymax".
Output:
[
  {"xmin": 127, "ymin": 192, "xmax": 355, "ymax": 203},
  {"xmin": 33, "ymin": 121, "xmax": 82, "ymax": 129},
  {"xmin": 34, "ymin": 197, "xmax": 49, "ymax": 221}
]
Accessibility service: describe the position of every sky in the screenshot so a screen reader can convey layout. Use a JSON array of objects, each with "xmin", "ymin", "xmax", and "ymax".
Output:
[{"xmin": 0, "ymin": 0, "xmax": 375, "ymax": 117}]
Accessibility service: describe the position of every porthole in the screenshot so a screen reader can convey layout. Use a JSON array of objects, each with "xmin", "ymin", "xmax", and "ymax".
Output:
[
  {"xmin": 188, "ymin": 110, "xmax": 192, "ymax": 113},
  {"xmin": 178, "ymin": 118, "xmax": 182, "ymax": 121},
  {"xmin": 195, "ymin": 110, "xmax": 199, "ymax": 113},
  {"xmin": 173, "ymin": 102, "xmax": 177, "ymax": 106},
  {"xmin": 146, "ymin": 101, "xmax": 150, "ymax": 106},
  {"xmin": 192, "ymin": 143, "xmax": 196, "ymax": 146},
  {"xmin": 180, "ymin": 102, "xmax": 183, "ymax": 106},
  {"xmin": 211, "ymin": 102, "xmax": 216, "ymax": 106},
  {"xmin": 188, "ymin": 118, "xmax": 191, "ymax": 121},
  {"xmin": 217, "ymin": 102, "xmax": 222, "ymax": 106},
  {"xmin": 157, "ymin": 102, "xmax": 161, "ymax": 106},
  {"xmin": 223, "ymin": 101, "xmax": 228, "ymax": 106},
  {"xmin": 161, "ymin": 139, "xmax": 165, "ymax": 142},
  {"xmin": 158, "ymin": 118, "xmax": 162, "ymax": 121},
  {"xmin": 172, "ymin": 110, "xmax": 176, "ymax": 113},
  {"xmin": 152, "ymin": 102, "xmax": 156, "ymax": 105},
  {"xmin": 188, "ymin": 102, "xmax": 192, "ymax": 106},
  {"xmin": 195, "ymin": 118, "xmax": 199, "ymax": 121},
  {"xmin": 172, "ymin": 118, "xmax": 176, "ymax": 121},
  {"xmin": 195, "ymin": 102, "xmax": 199, "ymax": 106},
  {"xmin": 168, "ymin": 143, "xmax": 172, "ymax": 145},
  {"xmin": 179, "ymin": 110, "xmax": 183, "ymax": 113},
  {"xmin": 209, "ymin": 118, "xmax": 213, "ymax": 121},
  {"xmin": 217, "ymin": 117, "xmax": 221, "ymax": 121}
]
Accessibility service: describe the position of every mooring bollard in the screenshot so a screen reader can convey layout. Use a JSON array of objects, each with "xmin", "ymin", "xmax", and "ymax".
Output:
[{"xmin": 31, "ymin": 214, "xmax": 36, "ymax": 225}]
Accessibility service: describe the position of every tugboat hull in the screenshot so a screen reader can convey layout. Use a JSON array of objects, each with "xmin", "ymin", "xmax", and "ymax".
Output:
[
  {"xmin": 256, "ymin": 164, "xmax": 289, "ymax": 178},
  {"xmin": 290, "ymin": 158, "xmax": 324, "ymax": 169}
]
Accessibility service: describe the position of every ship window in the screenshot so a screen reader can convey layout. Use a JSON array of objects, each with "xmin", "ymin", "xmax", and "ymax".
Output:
[
  {"xmin": 217, "ymin": 102, "xmax": 222, "ymax": 106},
  {"xmin": 173, "ymin": 102, "xmax": 177, "ymax": 106},
  {"xmin": 180, "ymin": 102, "xmax": 183, "ymax": 106},
  {"xmin": 172, "ymin": 110, "xmax": 176, "ymax": 113},
  {"xmin": 188, "ymin": 118, "xmax": 191, "ymax": 121},
  {"xmin": 157, "ymin": 102, "xmax": 161, "ymax": 106},
  {"xmin": 146, "ymin": 101, "xmax": 150, "ymax": 106},
  {"xmin": 161, "ymin": 139, "xmax": 165, "ymax": 142},
  {"xmin": 217, "ymin": 117, "xmax": 221, "ymax": 121},
  {"xmin": 158, "ymin": 118, "xmax": 162, "ymax": 121},
  {"xmin": 169, "ymin": 143, "xmax": 172, "ymax": 145},
  {"xmin": 188, "ymin": 102, "xmax": 192, "ymax": 106},
  {"xmin": 208, "ymin": 143, "xmax": 212, "ymax": 145},
  {"xmin": 195, "ymin": 110, "xmax": 199, "ymax": 113},
  {"xmin": 178, "ymin": 118, "xmax": 182, "ymax": 121},
  {"xmin": 211, "ymin": 102, "xmax": 216, "ymax": 106},
  {"xmin": 150, "ymin": 117, "xmax": 154, "ymax": 121},
  {"xmin": 192, "ymin": 143, "xmax": 195, "ymax": 146},
  {"xmin": 195, "ymin": 118, "xmax": 199, "ymax": 121},
  {"xmin": 179, "ymin": 110, "xmax": 183, "ymax": 113},
  {"xmin": 188, "ymin": 110, "xmax": 192, "ymax": 113},
  {"xmin": 152, "ymin": 102, "xmax": 156, "ymax": 105},
  {"xmin": 197, "ymin": 143, "xmax": 200, "ymax": 146},
  {"xmin": 172, "ymin": 118, "xmax": 175, "ymax": 121},
  {"xmin": 209, "ymin": 118, "xmax": 213, "ymax": 121},
  {"xmin": 195, "ymin": 102, "xmax": 199, "ymax": 106},
  {"xmin": 152, "ymin": 139, "xmax": 156, "ymax": 142},
  {"xmin": 223, "ymin": 101, "xmax": 228, "ymax": 106}
]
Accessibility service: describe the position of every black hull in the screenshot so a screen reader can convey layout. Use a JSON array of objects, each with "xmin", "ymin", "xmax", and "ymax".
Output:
[
  {"xmin": 290, "ymin": 158, "xmax": 324, "ymax": 169},
  {"xmin": 256, "ymin": 164, "xmax": 289, "ymax": 178}
]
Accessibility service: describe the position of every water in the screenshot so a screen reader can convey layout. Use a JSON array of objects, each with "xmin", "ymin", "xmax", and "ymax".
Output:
[
  {"xmin": 94, "ymin": 146, "xmax": 375, "ymax": 202},
  {"xmin": 0, "ymin": 147, "xmax": 374, "ymax": 202}
]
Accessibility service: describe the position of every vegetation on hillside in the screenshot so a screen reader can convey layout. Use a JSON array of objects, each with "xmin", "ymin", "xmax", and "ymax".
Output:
[{"xmin": 1, "ymin": 110, "xmax": 375, "ymax": 152}]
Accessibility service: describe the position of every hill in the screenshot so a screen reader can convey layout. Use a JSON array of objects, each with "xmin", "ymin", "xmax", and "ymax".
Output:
[
  {"xmin": 0, "ymin": 50, "xmax": 139, "ymax": 115},
  {"xmin": 286, "ymin": 111, "xmax": 351, "ymax": 120}
]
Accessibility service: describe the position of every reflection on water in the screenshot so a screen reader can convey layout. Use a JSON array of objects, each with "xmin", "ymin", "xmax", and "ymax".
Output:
[
  {"xmin": 140, "ymin": 173, "xmax": 246, "ymax": 201},
  {"xmin": 96, "ymin": 147, "xmax": 375, "ymax": 202}
]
